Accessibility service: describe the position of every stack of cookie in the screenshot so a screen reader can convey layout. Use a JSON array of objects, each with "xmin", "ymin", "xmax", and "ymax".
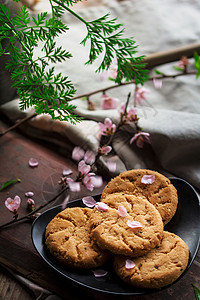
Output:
[{"xmin": 45, "ymin": 169, "xmax": 189, "ymax": 289}]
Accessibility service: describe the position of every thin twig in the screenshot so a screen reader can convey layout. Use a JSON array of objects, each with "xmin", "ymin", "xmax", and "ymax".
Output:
[
  {"xmin": 0, "ymin": 185, "xmax": 68, "ymax": 229},
  {"xmin": 72, "ymin": 70, "xmax": 197, "ymax": 101},
  {"xmin": 0, "ymin": 113, "xmax": 37, "ymax": 137}
]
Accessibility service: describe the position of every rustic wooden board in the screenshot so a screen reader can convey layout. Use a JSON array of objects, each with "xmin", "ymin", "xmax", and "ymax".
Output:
[{"xmin": 0, "ymin": 119, "xmax": 200, "ymax": 300}]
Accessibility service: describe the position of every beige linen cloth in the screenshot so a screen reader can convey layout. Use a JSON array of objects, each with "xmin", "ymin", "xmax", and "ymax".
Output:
[{"xmin": 0, "ymin": 0, "xmax": 200, "ymax": 189}]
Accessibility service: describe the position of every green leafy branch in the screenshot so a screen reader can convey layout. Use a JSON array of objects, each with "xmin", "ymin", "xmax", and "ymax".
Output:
[{"xmin": 0, "ymin": 0, "xmax": 148, "ymax": 122}]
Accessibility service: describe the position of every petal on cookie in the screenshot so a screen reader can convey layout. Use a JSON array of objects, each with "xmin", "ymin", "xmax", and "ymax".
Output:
[
  {"xmin": 82, "ymin": 196, "xmax": 96, "ymax": 208},
  {"xmin": 96, "ymin": 202, "xmax": 109, "ymax": 212},
  {"xmin": 141, "ymin": 174, "xmax": 155, "ymax": 184},
  {"xmin": 92, "ymin": 269, "xmax": 108, "ymax": 277},
  {"xmin": 118, "ymin": 205, "xmax": 127, "ymax": 217},
  {"xmin": 127, "ymin": 220, "xmax": 143, "ymax": 229},
  {"xmin": 125, "ymin": 259, "xmax": 136, "ymax": 269}
]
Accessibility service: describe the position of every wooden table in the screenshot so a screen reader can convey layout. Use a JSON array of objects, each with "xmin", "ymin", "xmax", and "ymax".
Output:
[{"xmin": 0, "ymin": 119, "xmax": 200, "ymax": 300}]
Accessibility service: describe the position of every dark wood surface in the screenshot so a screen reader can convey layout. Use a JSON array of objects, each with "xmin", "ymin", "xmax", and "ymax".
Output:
[{"xmin": 0, "ymin": 119, "xmax": 200, "ymax": 300}]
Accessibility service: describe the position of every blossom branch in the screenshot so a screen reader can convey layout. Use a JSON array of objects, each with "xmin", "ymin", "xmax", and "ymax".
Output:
[{"xmin": 72, "ymin": 70, "xmax": 197, "ymax": 101}]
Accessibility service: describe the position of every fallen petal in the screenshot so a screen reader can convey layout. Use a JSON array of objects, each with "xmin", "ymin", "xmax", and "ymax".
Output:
[
  {"xmin": 125, "ymin": 259, "xmax": 136, "ymax": 269},
  {"xmin": 63, "ymin": 168, "xmax": 72, "ymax": 176},
  {"xmin": 141, "ymin": 175, "xmax": 155, "ymax": 184},
  {"xmin": 127, "ymin": 220, "xmax": 143, "ymax": 229},
  {"xmin": 25, "ymin": 192, "xmax": 34, "ymax": 197},
  {"xmin": 82, "ymin": 196, "xmax": 96, "ymax": 208},
  {"xmin": 92, "ymin": 269, "xmax": 108, "ymax": 277},
  {"xmin": 118, "ymin": 205, "xmax": 127, "ymax": 217},
  {"xmin": 96, "ymin": 202, "xmax": 109, "ymax": 212},
  {"xmin": 29, "ymin": 158, "xmax": 39, "ymax": 167}
]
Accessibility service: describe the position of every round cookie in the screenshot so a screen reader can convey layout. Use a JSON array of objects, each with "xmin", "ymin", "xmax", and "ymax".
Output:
[
  {"xmin": 89, "ymin": 193, "xmax": 163, "ymax": 257},
  {"xmin": 101, "ymin": 169, "xmax": 178, "ymax": 225},
  {"xmin": 45, "ymin": 207, "xmax": 110, "ymax": 269},
  {"xmin": 113, "ymin": 231, "xmax": 189, "ymax": 289}
]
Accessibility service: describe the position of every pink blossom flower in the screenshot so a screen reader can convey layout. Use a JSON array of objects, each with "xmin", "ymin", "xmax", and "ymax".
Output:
[
  {"xmin": 92, "ymin": 269, "xmax": 108, "ymax": 277},
  {"xmin": 27, "ymin": 198, "xmax": 35, "ymax": 211},
  {"xmin": 127, "ymin": 107, "xmax": 138, "ymax": 122},
  {"xmin": 66, "ymin": 178, "xmax": 81, "ymax": 192},
  {"xmin": 141, "ymin": 174, "xmax": 155, "ymax": 184},
  {"xmin": 83, "ymin": 174, "xmax": 103, "ymax": 191},
  {"xmin": 72, "ymin": 147, "xmax": 85, "ymax": 161},
  {"xmin": 130, "ymin": 132, "xmax": 150, "ymax": 148},
  {"xmin": 118, "ymin": 205, "xmax": 127, "ymax": 217},
  {"xmin": 96, "ymin": 202, "xmax": 109, "ymax": 212},
  {"xmin": 135, "ymin": 86, "xmax": 150, "ymax": 104},
  {"xmin": 5, "ymin": 195, "xmax": 21, "ymax": 213},
  {"xmin": 127, "ymin": 220, "xmax": 143, "ymax": 229},
  {"xmin": 98, "ymin": 118, "xmax": 116, "ymax": 136},
  {"xmin": 98, "ymin": 145, "xmax": 112, "ymax": 155},
  {"xmin": 101, "ymin": 94, "xmax": 118, "ymax": 110},
  {"xmin": 29, "ymin": 158, "xmax": 39, "ymax": 167},
  {"xmin": 177, "ymin": 56, "xmax": 189, "ymax": 70},
  {"xmin": 125, "ymin": 259, "xmax": 136, "ymax": 269},
  {"xmin": 78, "ymin": 160, "xmax": 91, "ymax": 175},
  {"xmin": 82, "ymin": 196, "xmax": 96, "ymax": 208},
  {"xmin": 119, "ymin": 103, "xmax": 138, "ymax": 124},
  {"xmin": 153, "ymin": 78, "xmax": 162, "ymax": 89}
]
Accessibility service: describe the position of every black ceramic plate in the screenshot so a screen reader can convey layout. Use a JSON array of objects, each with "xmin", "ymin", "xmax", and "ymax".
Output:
[{"xmin": 31, "ymin": 177, "xmax": 200, "ymax": 296}]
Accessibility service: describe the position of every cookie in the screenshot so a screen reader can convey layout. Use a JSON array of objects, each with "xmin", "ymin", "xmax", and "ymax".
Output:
[
  {"xmin": 113, "ymin": 231, "xmax": 189, "ymax": 289},
  {"xmin": 45, "ymin": 207, "xmax": 110, "ymax": 269},
  {"xmin": 101, "ymin": 169, "xmax": 178, "ymax": 225},
  {"xmin": 89, "ymin": 193, "xmax": 163, "ymax": 257}
]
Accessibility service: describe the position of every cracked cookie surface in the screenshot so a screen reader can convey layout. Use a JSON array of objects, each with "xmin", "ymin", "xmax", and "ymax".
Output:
[
  {"xmin": 89, "ymin": 193, "xmax": 163, "ymax": 257},
  {"xmin": 45, "ymin": 207, "xmax": 110, "ymax": 269},
  {"xmin": 101, "ymin": 169, "xmax": 178, "ymax": 225},
  {"xmin": 113, "ymin": 231, "xmax": 189, "ymax": 289}
]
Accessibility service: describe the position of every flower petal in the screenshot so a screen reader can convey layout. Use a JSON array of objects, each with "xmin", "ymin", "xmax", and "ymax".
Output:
[
  {"xmin": 125, "ymin": 259, "xmax": 136, "ymax": 269},
  {"xmin": 153, "ymin": 78, "xmax": 162, "ymax": 89},
  {"xmin": 29, "ymin": 158, "xmax": 39, "ymax": 167},
  {"xmin": 78, "ymin": 160, "xmax": 91, "ymax": 175},
  {"xmin": 84, "ymin": 150, "xmax": 96, "ymax": 165},
  {"xmin": 90, "ymin": 176, "xmax": 103, "ymax": 188},
  {"xmin": 96, "ymin": 202, "xmax": 109, "ymax": 212},
  {"xmin": 25, "ymin": 192, "xmax": 34, "ymax": 197},
  {"xmin": 63, "ymin": 168, "xmax": 72, "ymax": 176},
  {"xmin": 107, "ymin": 160, "xmax": 116, "ymax": 172},
  {"xmin": 92, "ymin": 269, "xmax": 108, "ymax": 277},
  {"xmin": 82, "ymin": 196, "xmax": 96, "ymax": 208},
  {"xmin": 62, "ymin": 195, "xmax": 70, "ymax": 209},
  {"xmin": 141, "ymin": 175, "xmax": 155, "ymax": 184},
  {"xmin": 127, "ymin": 220, "xmax": 143, "ymax": 229},
  {"xmin": 72, "ymin": 147, "xmax": 85, "ymax": 161},
  {"xmin": 66, "ymin": 178, "xmax": 81, "ymax": 192},
  {"xmin": 118, "ymin": 205, "xmax": 127, "ymax": 217}
]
